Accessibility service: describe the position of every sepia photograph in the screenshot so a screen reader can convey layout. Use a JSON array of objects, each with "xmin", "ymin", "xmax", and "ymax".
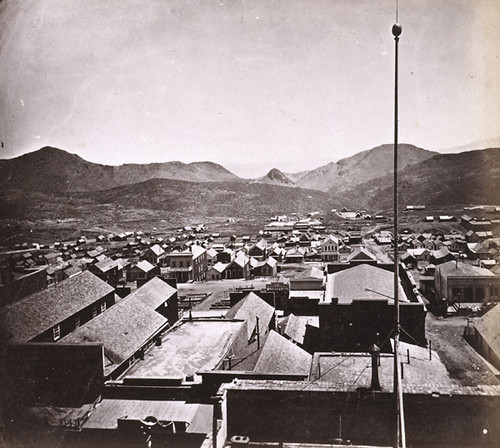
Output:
[{"xmin": 0, "ymin": 0, "xmax": 499, "ymax": 447}]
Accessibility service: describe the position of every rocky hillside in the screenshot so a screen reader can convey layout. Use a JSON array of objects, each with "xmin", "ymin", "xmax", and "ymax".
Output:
[
  {"xmin": 295, "ymin": 144, "xmax": 437, "ymax": 192},
  {"xmin": 255, "ymin": 168, "xmax": 295, "ymax": 186},
  {"xmin": 336, "ymin": 148, "xmax": 500, "ymax": 209}
]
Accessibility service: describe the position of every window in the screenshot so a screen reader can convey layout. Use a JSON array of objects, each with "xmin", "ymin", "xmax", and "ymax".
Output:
[
  {"xmin": 53, "ymin": 325, "xmax": 61, "ymax": 341},
  {"xmin": 74, "ymin": 316, "xmax": 80, "ymax": 329},
  {"xmin": 92, "ymin": 305, "xmax": 98, "ymax": 318},
  {"xmin": 100, "ymin": 302, "xmax": 107, "ymax": 313}
]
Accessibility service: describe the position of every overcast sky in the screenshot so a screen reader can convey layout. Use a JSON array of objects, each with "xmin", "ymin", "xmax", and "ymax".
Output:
[{"xmin": 0, "ymin": 0, "xmax": 499, "ymax": 177}]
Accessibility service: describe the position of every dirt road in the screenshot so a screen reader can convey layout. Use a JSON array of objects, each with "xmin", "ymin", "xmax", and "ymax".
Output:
[{"xmin": 425, "ymin": 312, "xmax": 499, "ymax": 386}]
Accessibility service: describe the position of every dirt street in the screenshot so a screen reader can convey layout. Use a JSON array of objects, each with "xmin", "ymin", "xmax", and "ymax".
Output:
[{"xmin": 425, "ymin": 312, "xmax": 500, "ymax": 386}]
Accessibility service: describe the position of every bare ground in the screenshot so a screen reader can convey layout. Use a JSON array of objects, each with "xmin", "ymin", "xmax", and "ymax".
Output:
[{"xmin": 425, "ymin": 312, "xmax": 500, "ymax": 386}]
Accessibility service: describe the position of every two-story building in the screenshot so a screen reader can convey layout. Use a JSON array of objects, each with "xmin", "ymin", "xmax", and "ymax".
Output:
[
  {"xmin": 225, "ymin": 254, "xmax": 251, "ymax": 279},
  {"xmin": 0, "ymin": 271, "xmax": 115, "ymax": 344},
  {"xmin": 320, "ymin": 234, "xmax": 340, "ymax": 262},
  {"xmin": 164, "ymin": 244, "xmax": 208, "ymax": 283},
  {"xmin": 247, "ymin": 239, "xmax": 268, "ymax": 260}
]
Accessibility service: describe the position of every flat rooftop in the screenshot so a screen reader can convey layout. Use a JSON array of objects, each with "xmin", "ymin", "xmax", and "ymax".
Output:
[
  {"xmin": 289, "ymin": 290, "xmax": 324, "ymax": 301},
  {"xmin": 121, "ymin": 319, "xmax": 246, "ymax": 381},
  {"xmin": 309, "ymin": 341, "xmax": 454, "ymax": 393},
  {"xmin": 83, "ymin": 399, "xmax": 212, "ymax": 434}
]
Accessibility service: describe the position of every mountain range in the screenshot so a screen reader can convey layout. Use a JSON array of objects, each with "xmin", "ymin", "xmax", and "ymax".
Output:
[
  {"xmin": 0, "ymin": 144, "xmax": 499, "ymax": 221},
  {"xmin": 0, "ymin": 147, "xmax": 238, "ymax": 193}
]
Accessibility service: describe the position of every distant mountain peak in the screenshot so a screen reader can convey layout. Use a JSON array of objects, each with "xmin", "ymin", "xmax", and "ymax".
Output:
[
  {"xmin": 295, "ymin": 143, "xmax": 437, "ymax": 192},
  {"xmin": 256, "ymin": 168, "xmax": 295, "ymax": 186}
]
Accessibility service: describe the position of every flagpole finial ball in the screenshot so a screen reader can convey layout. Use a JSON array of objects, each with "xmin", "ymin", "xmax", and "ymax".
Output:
[{"xmin": 392, "ymin": 23, "xmax": 402, "ymax": 37}]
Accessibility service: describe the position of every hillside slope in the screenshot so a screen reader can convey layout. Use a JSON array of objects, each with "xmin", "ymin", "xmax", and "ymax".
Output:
[
  {"xmin": 336, "ymin": 148, "xmax": 500, "ymax": 210},
  {"xmin": 0, "ymin": 147, "xmax": 240, "ymax": 193},
  {"xmin": 296, "ymin": 144, "xmax": 436, "ymax": 192},
  {"xmin": 0, "ymin": 179, "xmax": 334, "ymax": 220}
]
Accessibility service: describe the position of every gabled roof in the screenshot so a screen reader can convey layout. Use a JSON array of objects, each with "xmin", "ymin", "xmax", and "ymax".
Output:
[
  {"xmin": 321, "ymin": 234, "xmax": 339, "ymax": 246},
  {"xmin": 231, "ymin": 254, "xmax": 249, "ymax": 269},
  {"xmin": 347, "ymin": 247, "xmax": 377, "ymax": 262},
  {"xmin": 432, "ymin": 247, "xmax": 454, "ymax": 260},
  {"xmin": 286, "ymin": 247, "xmax": 306, "ymax": 256},
  {"xmin": 253, "ymin": 257, "xmax": 277, "ymax": 270},
  {"xmin": 128, "ymin": 277, "xmax": 177, "ymax": 310},
  {"xmin": 225, "ymin": 292, "xmax": 275, "ymax": 340},
  {"xmin": 148, "ymin": 244, "xmax": 165, "ymax": 257},
  {"xmin": 206, "ymin": 248, "xmax": 218, "ymax": 258},
  {"xmin": 325, "ymin": 263, "xmax": 409, "ymax": 304},
  {"xmin": 191, "ymin": 244, "xmax": 206, "ymax": 259},
  {"xmin": 401, "ymin": 252, "xmax": 417, "ymax": 262},
  {"xmin": 254, "ymin": 330, "xmax": 311, "ymax": 375},
  {"xmin": 132, "ymin": 260, "xmax": 156, "ymax": 273},
  {"xmin": 209, "ymin": 262, "xmax": 228, "ymax": 274},
  {"xmin": 437, "ymin": 260, "xmax": 494, "ymax": 277},
  {"xmin": 61, "ymin": 299, "xmax": 168, "ymax": 376},
  {"xmin": 93, "ymin": 258, "xmax": 118, "ymax": 273},
  {"xmin": 0, "ymin": 271, "xmax": 114, "ymax": 343},
  {"xmin": 280, "ymin": 313, "xmax": 319, "ymax": 345},
  {"xmin": 296, "ymin": 266, "xmax": 323, "ymax": 280},
  {"xmin": 265, "ymin": 257, "xmax": 277, "ymax": 268},
  {"xmin": 115, "ymin": 258, "xmax": 131, "ymax": 269},
  {"xmin": 250, "ymin": 239, "xmax": 267, "ymax": 251}
]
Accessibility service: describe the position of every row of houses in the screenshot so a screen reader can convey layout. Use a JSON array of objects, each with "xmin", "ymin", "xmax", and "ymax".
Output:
[
  {"xmin": 141, "ymin": 235, "xmax": 349, "ymax": 283},
  {"xmin": 3, "ymin": 257, "xmax": 499, "ymax": 447}
]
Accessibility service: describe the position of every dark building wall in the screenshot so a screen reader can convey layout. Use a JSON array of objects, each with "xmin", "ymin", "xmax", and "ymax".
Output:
[
  {"xmin": 155, "ymin": 291, "xmax": 179, "ymax": 326},
  {"xmin": 192, "ymin": 253, "xmax": 207, "ymax": 281},
  {"xmin": 0, "ymin": 268, "xmax": 48, "ymax": 307},
  {"xmin": 225, "ymin": 387, "xmax": 500, "ymax": 447},
  {"xmin": 2, "ymin": 343, "xmax": 104, "ymax": 409},
  {"xmin": 318, "ymin": 301, "xmax": 426, "ymax": 352},
  {"xmin": 290, "ymin": 297, "xmax": 319, "ymax": 316},
  {"xmin": 216, "ymin": 252, "xmax": 232, "ymax": 263}
]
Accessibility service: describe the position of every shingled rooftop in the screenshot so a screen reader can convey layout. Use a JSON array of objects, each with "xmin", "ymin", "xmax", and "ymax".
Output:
[{"xmin": 0, "ymin": 271, "xmax": 114, "ymax": 343}]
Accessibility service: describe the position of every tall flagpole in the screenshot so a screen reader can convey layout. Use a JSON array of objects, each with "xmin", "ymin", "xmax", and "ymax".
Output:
[{"xmin": 392, "ymin": 18, "xmax": 403, "ymax": 448}]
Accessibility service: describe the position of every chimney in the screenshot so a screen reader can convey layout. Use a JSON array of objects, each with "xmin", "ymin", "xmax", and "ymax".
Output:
[{"xmin": 368, "ymin": 344, "xmax": 381, "ymax": 390}]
